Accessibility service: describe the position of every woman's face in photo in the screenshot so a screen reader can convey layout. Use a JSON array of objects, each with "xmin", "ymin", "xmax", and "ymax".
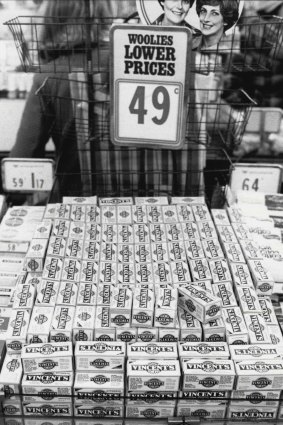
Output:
[
  {"xmin": 199, "ymin": 4, "xmax": 225, "ymax": 38},
  {"xmin": 163, "ymin": 0, "xmax": 191, "ymax": 26}
]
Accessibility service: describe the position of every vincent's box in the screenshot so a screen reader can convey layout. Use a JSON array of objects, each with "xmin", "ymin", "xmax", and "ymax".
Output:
[
  {"xmin": 227, "ymin": 405, "xmax": 278, "ymax": 420},
  {"xmin": 222, "ymin": 307, "xmax": 249, "ymax": 345},
  {"xmin": 22, "ymin": 402, "xmax": 73, "ymax": 417},
  {"xmin": 110, "ymin": 286, "xmax": 132, "ymax": 328},
  {"xmin": 76, "ymin": 282, "xmax": 97, "ymax": 306},
  {"xmin": 12, "ymin": 284, "xmax": 35, "ymax": 311},
  {"xmin": 235, "ymin": 359, "xmax": 283, "ymax": 390},
  {"xmin": 132, "ymin": 286, "xmax": 154, "ymax": 328},
  {"xmin": 244, "ymin": 313, "xmax": 272, "ymax": 344},
  {"xmin": 27, "ymin": 306, "xmax": 54, "ymax": 344},
  {"xmin": 178, "ymin": 308, "xmax": 202, "ymax": 342},
  {"xmin": 127, "ymin": 360, "xmax": 180, "ymax": 392},
  {"xmin": 154, "ymin": 286, "xmax": 178, "ymax": 328},
  {"xmin": 212, "ymin": 282, "xmax": 237, "ymax": 308},
  {"xmin": 229, "ymin": 344, "xmax": 283, "ymax": 362},
  {"xmin": 73, "ymin": 305, "xmax": 96, "ymax": 342},
  {"xmin": 0, "ymin": 353, "xmax": 22, "ymax": 397},
  {"xmin": 127, "ymin": 342, "xmax": 178, "ymax": 360},
  {"xmin": 201, "ymin": 238, "xmax": 224, "ymax": 261},
  {"xmin": 127, "ymin": 391, "xmax": 177, "ymax": 407},
  {"xmin": 137, "ymin": 328, "xmax": 158, "ymax": 343},
  {"xmin": 230, "ymin": 390, "xmax": 280, "ymax": 407},
  {"xmin": 74, "ymin": 404, "xmax": 124, "ymax": 418},
  {"xmin": 125, "ymin": 405, "xmax": 175, "ymax": 418},
  {"xmin": 181, "ymin": 359, "xmax": 235, "ymax": 391},
  {"xmin": 74, "ymin": 372, "xmax": 124, "ymax": 394},
  {"xmin": 94, "ymin": 306, "xmax": 116, "ymax": 341},
  {"xmin": 50, "ymin": 306, "xmax": 75, "ymax": 343},
  {"xmin": 21, "ymin": 342, "xmax": 73, "ymax": 373},
  {"xmin": 56, "ymin": 281, "xmax": 78, "ymax": 306},
  {"xmin": 35, "ymin": 279, "xmax": 59, "ymax": 307},
  {"xmin": 178, "ymin": 284, "xmax": 221, "ymax": 324},
  {"xmin": 178, "ymin": 342, "xmax": 230, "ymax": 359},
  {"xmin": 21, "ymin": 372, "xmax": 73, "ymax": 403},
  {"xmin": 6, "ymin": 309, "xmax": 30, "ymax": 353},
  {"xmin": 176, "ymin": 404, "xmax": 227, "ymax": 419},
  {"xmin": 75, "ymin": 341, "xmax": 126, "ymax": 372},
  {"xmin": 203, "ymin": 318, "xmax": 226, "ymax": 343},
  {"xmin": 25, "ymin": 238, "xmax": 48, "ymax": 272}
]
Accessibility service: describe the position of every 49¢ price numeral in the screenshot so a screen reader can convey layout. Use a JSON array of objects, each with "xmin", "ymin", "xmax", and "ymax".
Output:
[
  {"xmin": 118, "ymin": 81, "xmax": 181, "ymax": 143},
  {"xmin": 129, "ymin": 85, "xmax": 171, "ymax": 125}
]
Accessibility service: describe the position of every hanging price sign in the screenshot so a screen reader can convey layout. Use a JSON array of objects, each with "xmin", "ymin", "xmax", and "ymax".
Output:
[
  {"xmin": 230, "ymin": 163, "xmax": 283, "ymax": 195},
  {"xmin": 110, "ymin": 24, "xmax": 192, "ymax": 149},
  {"xmin": 2, "ymin": 158, "xmax": 54, "ymax": 193}
]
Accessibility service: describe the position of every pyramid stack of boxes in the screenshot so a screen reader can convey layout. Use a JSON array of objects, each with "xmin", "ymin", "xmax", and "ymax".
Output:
[{"xmin": 0, "ymin": 195, "xmax": 282, "ymax": 419}]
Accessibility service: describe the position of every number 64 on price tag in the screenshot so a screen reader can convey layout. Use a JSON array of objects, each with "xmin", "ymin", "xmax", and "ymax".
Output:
[{"xmin": 230, "ymin": 163, "xmax": 283, "ymax": 195}]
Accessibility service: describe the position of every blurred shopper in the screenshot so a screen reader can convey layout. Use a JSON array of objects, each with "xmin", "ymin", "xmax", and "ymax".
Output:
[{"xmin": 9, "ymin": 0, "xmax": 136, "ymax": 200}]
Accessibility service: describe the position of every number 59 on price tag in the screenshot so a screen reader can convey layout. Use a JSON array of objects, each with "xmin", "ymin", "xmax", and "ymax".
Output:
[
  {"xmin": 110, "ymin": 25, "xmax": 192, "ymax": 149},
  {"xmin": 1, "ymin": 158, "xmax": 54, "ymax": 193},
  {"xmin": 229, "ymin": 163, "xmax": 283, "ymax": 195}
]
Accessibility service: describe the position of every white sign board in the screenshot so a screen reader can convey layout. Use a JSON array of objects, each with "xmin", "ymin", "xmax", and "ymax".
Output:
[
  {"xmin": 230, "ymin": 163, "xmax": 283, "ymax": 195},
  {"xmin": 2, "ymin": 158, "xmax": 54, "ymax": 193},
  {"xmin": 110, "ymin": 24, "xmax": 192, "ymax": 149}
]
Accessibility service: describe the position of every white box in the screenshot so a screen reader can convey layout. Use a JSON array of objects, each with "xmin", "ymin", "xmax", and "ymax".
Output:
[
  {"xmin": 33, "ymin": 220, "xmax": 53, "ymax": 239},
  {"xmin": 181, "ymin": 222, "xmax": 200, "ymax": 241},
  {"xmin": 197, "ymin": 221, "xmax": 218, "ymax": 240},
  {"xmin": 12, "ymin": 284, "xmax": 35, "ymax": 310},
  {"xmin": 222, "ymin": 307, "xmax": 249, "ymax": 345},
  {"xmin": 127, "ymin": 342, "xmax": 178, "ymax": 360},
  {"xmin": 202, "ymin": 318, "xmax": 226, "ymax": 342},
  {"xmin": 209, "ymin": 259, "xmax": 232, "ymax": 284},
  {"xmin": 97, "ymin": 283, "xmax": 113, "ymax": 307},
  {"xmin": 76, "ymin": 282, "xmax": 97, "ymax": 306},
  {"xmin": 201, "ymin": 238, "xmax": 224, "ymax": 261},
  {"xmin": 110, "ymin": 286, "xmax": 132, "ymax": 328},
  {"xmin": 65, "ymin": 238, "xmax": 84, "ymax": 259},
  {"xmin": 70, "ymin": 204, "xmax": 86, "ymax": 222},
  {"xmin": 162, "ymin": 205, "xmax": 178, "ymax": 223},
  {"xmin": 22, "ymin": 402, "xmax": 73, "ymax": 417},
  {"xmin": 168, "ymin": 241, "xmax": 186, "ymax": 262},
  {"xmin": 236, "ymin": 286, "xmax": 262, "ymax": 314},
  {"xmin": 25, "ymin": 238, "xmax": 48, "ymax": 272},
  {"xmin": 6, "ymin": 309, "xmax": 30, "ymax": 353},
  {"xmin": 223, "ymin": 242, "xmax": 245, "ymax": 264},
  {"xmin": 178, "ymin": 284, "xmax": 221, "ymax": 323},
  {"xmin": 176, "ymin": 204, "xmax": 194, "ymax": 222},
  {"xmin": 21, "ymin": 342, "xmax": 73, "ymax": 373},
  {"xmin": 230, "ymin": 390, "xmax": 280, "ymax": 407},
  {"xmin": 127, "ymin": 360, "xmax": 180, "ymax": 391},
  {"xmin": 63, "ymin": 195, "xmax": 97, "ymax": 205},
  {"xmin": 178, "ymin": 308, "xmax": 202, "ymax": 342},
  {"xmin": 35, "ymin": 279, "xmax": 59, "ymax": 307},
  {"xmin": 189, "ymin": 259, "xmax": 212, "ymax": 282},
  {"xmin": 94, "ymin": 306, "xmax": 116, "ymax": 341},
  {"xmin": 99, "ymin": 262, "xmax": 117, "ymax": 284},
  {"xmin": 85, "ymin": 223, "xmax": 101, "ymax": 240},
  {"xmin": 117, "ymin": 224, "xmax": 134, "ymax": 243},
  {"xmin": 216, "ymin": 225, "xmax": 238, "ymax": 244},
  {"xmin": 212, "ymin": 282, "xmax": 237, "ymax": 308},
  {"xmin": 127, "ymin": 391, "xmax": 177, "ymax": 406},
  {"xmin": 74, "ymin": 404, "xmax": 124, "ymax": 418},
  {"xmin": 61, "ymin": 258, "xmax": 81, "ymax": 283},
  {"xmin": 0, "ymin": 353, "xmax": 22, "ymax": 397},
  {"xmin": 42, "ymin": 256, "xmax": 63, "ymax": 281},
  {"xmin": 75, "ymin": 341, "xmax": 126, "ymax": 372},
  {"xmin": 50, "ymin": 306, "xmax": 75, "ymax": 343},
  {"xmin": 178, "ymin": 342, "xmax": 230, "ymax": 359},
  {"xmin": 21, "ymin": 372, "xmax": 73, "ymax": 403},
  {"xmin": 211, "ymin": 209, "xmax": 230, "ymax": 226},
  {"xmin": 154, "ymin": 286, "xmax": 178, "ymax": 328},
  {"xmin": 269, "ymin": 325, "xmax": 283, "ymax": 345},
  {"xmin": 27, "ymin": 306, "xmax": 54, "ymax": 344},
  {"xmin": 73, "ymin": 305, "xmax": 95, "ymax": 342},
  {"xmin": 146, "ymin": 205, "xmax": 163, "ymax": 223},
  {"xmin": 74, "ymin": 372, "xmax": 124, "ymax": 393},
  {"xmin": 230, "ymin": 263, "xmax": 254, "ymax": 287},
  {"xmin": 158, "ymin": 326, "xmax": 180, "ymax": 343},
  {"xmin": 235, "ymin": 359, "xmax": 283, "ymax": 390},
  {"xmin": 117, "ymin": 263, "xmax": 135, "ymax": 285},
  {"xmin": 137, "ymin": 328, "xmax": 158, "ymax": 343},
  {"xmin": 80, "ymin": 260, "xmax": 99, "ymax": 284},
  {"xmin": 117, "ymin": 244, "xmax": 134, "ymax": 263},
  {"xmin": 132, "ymin": 205, "xmax": 147, "ymax": 224},
  {"xmin": 56, "ymin": 281, "xmax": 78, "ymax": 306},
  {"xmin": 116, "ymin": 328, "xmax": 137, "ymax": 344},
  {"xmin": 132, "ymin": 286, "xmax": 154, "ymax": 328},
  {"xmin": 181, "ymin": 359, "xmax": 235, "ymax": 391},
  {"xmin": 82, "ymin": 240, "xmax": 100, "ymax": 262},
  {"xmin": 170, "ymin": 261, "xmax": 191, "ymax": 284},
  {"xmin": 176, "ymin": 404, "xmax": 227, "ymax": 419},
  {"xmin": 192, "ymin": 204, "xmax": 211, "ymax": 222},
  {"xmin": 258, "ymin": 297, "xmax": 278, "ymax": 326},
  {"xmin": 244, "ymin": 313, "xmax": 272, "ymax": 344},
  {"xmin": 52, "ymin": 219, "xmax": 70, "ymax": 238},
  {"xmin": 227, "ymin": 405, "xmax": 278, "ymax": 420},
  {"xmin": 165, "ymin": 223, "xmax": 184, "ymax": 242},
  {"xmin": 100, "ymin": 243, "xmax": 117, "ymax": 263},
  {"xmin": 134, "ymin": 224, "xmax": 150, "ymax": 244},
  {"xmin": 125, "ymin": 405, "xmax": 175, "ymax": 418},
  {"xmin": 69, "ymin": 221, "xmax": 86, "ymax": 240},
  {"xmin": 229, "ymin": 344, "xmax": 283, "ymax": 362},
  {"xmin": 54, "ymin": 204, "xmax": 71, "ymax": 219},
  {"xmin": 46, "ymin": 236, "xmax": 67, "ymax": 258},
  {"xmin": 149, "ymin": 223, "xmax": 167, "ymax": 243},
  {"xmin": 101, "ymin": 224, "xmax": 118, "ymax": 243}
]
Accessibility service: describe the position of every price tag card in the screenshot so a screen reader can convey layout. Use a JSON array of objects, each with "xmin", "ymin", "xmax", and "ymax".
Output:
[
  {"xmin": 230, "ymin": 163, "xmax": 283, "ymax": 195},
  {"xmin": 2, "ymin": 158, "xmax": 54, "ymax": 193},
  {"xmin": 110, "ymin": 25, "xmax": 192, "ymax": 149}
]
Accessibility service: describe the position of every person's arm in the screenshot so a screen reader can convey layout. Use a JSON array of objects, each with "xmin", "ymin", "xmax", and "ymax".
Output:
[{"xmin": 10, "ymin": 74, "xmax": 53, "ymax": 158}]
